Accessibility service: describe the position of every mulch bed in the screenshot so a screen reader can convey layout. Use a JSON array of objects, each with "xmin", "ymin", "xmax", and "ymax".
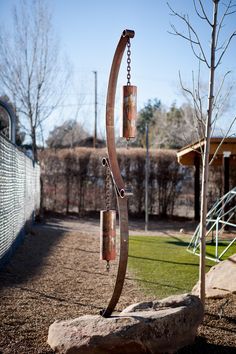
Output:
[{"xmin": 0, "ymin": 217, "xmax": 235, "ymax": 354}]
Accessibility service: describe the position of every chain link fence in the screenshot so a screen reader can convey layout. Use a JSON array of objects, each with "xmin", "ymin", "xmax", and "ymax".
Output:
[{"xmin": 0, "ymin": 133, "xmax": 40, "ymax": 267}]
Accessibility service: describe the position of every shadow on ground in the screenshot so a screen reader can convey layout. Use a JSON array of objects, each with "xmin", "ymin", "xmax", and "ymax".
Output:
[
  {"xmin": 178, "ymin": 337, "xmax": 236, "ymax": 353},
  {"xmin": 0, "ymin": 220, "xmax": 66, "ymax": 289}
]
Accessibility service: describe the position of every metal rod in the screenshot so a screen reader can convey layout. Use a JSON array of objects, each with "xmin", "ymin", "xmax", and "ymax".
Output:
[
  {"xmin": 215, "ymin": 217, "xmax": 219, "ymax": 259},
  {"xmin": 188, "ymin": 187, "xmax": 236, "ymax": 262},
  {"xmin": 219, "ymin": 237, "xmax": 236, "ymax": 259},
  {"xmin": 188, "ymin": 250, "xmax": 221, "ymax": 263}
]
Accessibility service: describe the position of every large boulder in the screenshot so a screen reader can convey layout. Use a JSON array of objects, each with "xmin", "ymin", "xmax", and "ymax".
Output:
[
  {"xmin": 48, "ymin": 293, "xmax": 203, "ymax": 354},
  {"xmin": 192, "ymin": 254, "xmax": 236, "ymax": 298}
]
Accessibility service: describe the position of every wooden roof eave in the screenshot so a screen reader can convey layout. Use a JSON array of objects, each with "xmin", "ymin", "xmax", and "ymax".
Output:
[{"xmin": 177, "ymin": 138, "xmax": 236, "ymax": 166}]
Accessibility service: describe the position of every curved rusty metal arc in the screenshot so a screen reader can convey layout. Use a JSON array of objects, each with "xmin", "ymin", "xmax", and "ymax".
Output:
[
  {"xmin": 106, "ymin": 29, "xmax": 134, "ymax": 192},
  {"xmin": 101, "ymin": 29, "xmax": 135, "ymax": 318}
]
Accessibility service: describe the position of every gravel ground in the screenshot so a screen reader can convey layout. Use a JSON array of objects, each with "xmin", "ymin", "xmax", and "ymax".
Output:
[{"xmin": 0, "ymin": 216, "xmax": 235, "ymax": 354}]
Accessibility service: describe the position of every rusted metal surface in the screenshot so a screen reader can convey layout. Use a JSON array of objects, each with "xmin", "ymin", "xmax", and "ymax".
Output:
[
  {"xmin": 106, "ymin": 30, "xmax": 134, "ymax": 191},
  {"xmin": 100, "ymin": 210, "xmax": 116, "ymax": 261},
  {"xmin": 101, "ymin": 29, "xmax": 135, "ymax": 318},
  {"xmin": 123, "ymin": 85, "xmax": 137, "ymax": 139}
]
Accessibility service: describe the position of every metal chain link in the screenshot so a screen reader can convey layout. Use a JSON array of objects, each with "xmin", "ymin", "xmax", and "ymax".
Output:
[
  {"xmin": 105, "ymin": 164, "xmax": 111, "ymax": 210},
  {"xmin": 0, "ymin": 134, "xmax": 40, "ymax": 262},
  {"xmin": 127, "ymin": 39, "xmax": 131, "ymax": 85}
]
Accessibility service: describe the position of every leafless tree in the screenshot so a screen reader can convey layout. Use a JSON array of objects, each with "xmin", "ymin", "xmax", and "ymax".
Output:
[
  {"xmin": 168, "ymin": 0, "xmax": 236, "ymax": 308},
  {"xmin": 46, "ymin": 120, "xmax": 89, "ymax": 149},
  {"xmin": 0, "ymin": 0, "xmax": 70, "ymax": 160},
  {"xmin": 153, "ymin": 103, "xmax": 205, "ymax": 149}
]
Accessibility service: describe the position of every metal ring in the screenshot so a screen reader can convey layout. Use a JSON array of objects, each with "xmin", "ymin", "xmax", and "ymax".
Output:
[{"xmin": 102, "ymin": 157, "xmax": 107, "ymax": 166}]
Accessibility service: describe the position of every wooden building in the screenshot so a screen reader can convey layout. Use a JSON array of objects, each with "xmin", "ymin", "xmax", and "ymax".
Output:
[{"xmin": 177, "ymin": 138, "xmax": 236, "ymax": 220}]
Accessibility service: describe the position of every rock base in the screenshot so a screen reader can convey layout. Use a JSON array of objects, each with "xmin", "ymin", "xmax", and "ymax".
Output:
[
  {"xmin": 192, "ymin": 254, "xmax": 236, "ymax": 298},
  {"xmin": 48, "ymin": 294, "xmax": 203, "ymax": 354}
]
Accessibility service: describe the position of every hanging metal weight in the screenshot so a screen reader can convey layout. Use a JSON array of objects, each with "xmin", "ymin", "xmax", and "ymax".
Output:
[
  {"xmin": 100, "ymin": 159, "xmax": 116, "ymax": 268},
  {"xmin": 100, "ymin": 210, "xmax": 116, "ymax": 262},
  {"xmin": 122, "ymin": 38, "xmax": 137, "ymax": 140},
  {"xmin": 122, "ymin": 85, "xmax": 137, "ymax": 139}
]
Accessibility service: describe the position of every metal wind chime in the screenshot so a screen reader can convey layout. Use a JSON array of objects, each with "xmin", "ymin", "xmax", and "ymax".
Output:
[{"xmin": 100, "ymin": 29, "xmax": 137, "ymax": 317}]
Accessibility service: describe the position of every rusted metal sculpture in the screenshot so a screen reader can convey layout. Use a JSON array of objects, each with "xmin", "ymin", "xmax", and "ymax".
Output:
[{"xmin": 100, "ymin": 29, "xmax": 136, "ymax": 318}]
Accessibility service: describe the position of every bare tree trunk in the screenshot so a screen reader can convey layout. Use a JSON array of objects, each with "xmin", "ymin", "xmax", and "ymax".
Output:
[
  {"xmin": 199, "ymin": 0, "xmax": 218, "ymax": 308},
  {"xmin": 32, "ymin": 126, "xmax": 37, "ymax": 161},
  {"xmin": 168, "ymin": 0, "xmax": 236, "ymax": 310}
]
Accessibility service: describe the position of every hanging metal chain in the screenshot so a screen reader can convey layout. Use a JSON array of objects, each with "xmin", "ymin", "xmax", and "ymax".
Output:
[
  {"xmin": 126, "ymin": 38, "xmax": 131, "ymax": 148},
  {"xmin": 127, "ymin": 39, "xmax": 131, "ymax": 85},
  {"xmin": 105, "ymin": 164, "xmax": 111, "ymax": 210}
]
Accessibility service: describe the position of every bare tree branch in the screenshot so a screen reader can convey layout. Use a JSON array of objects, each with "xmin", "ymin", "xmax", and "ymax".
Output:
[
  {"xmin": 212, "ymin": 71, "xmax": 231, "ymax": 113},
  {"xmin": 193, "ymin": 0, "xmax": 213, "ymax": 26},
  {"xmin": 210, "ymin": 115, "xmax": 236, "ymax": 165},
  {"xmin": 179, "ymin": 71, "xmax": 202, "ymax": 123},
  {"xmin": 168, "ymin": 24, "xmax": 198, "ymax": 44},
  {"xmin": 167, "ymin": 2, "xmax": 210, "ymax": 67},
  {"xmin": 0, "ymin": 0, "xmax": 71, "ymax": 160},
  {"xmin": 215, "ymin": 1, "xmax": 231, "ymax": 48},
  {"xmin": 215, "ymin": 30, "xmax": 236, "ymax": 67},
  {"xmin": 186, "ymin": 15, "xmax": 207, "ymax": 64},
  {"xmin": 212, "ymin": 83, "xmax": 233, "ymax": 129}
]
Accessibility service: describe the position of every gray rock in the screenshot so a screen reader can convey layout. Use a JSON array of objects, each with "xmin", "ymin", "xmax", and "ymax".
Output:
[
  {"xmin": 192, "ymin": 253, "xmax": 236, "ymax": 298},
  {"xmin": 48, "ymin": 293, "xmax": 203, "ymax": 354}
]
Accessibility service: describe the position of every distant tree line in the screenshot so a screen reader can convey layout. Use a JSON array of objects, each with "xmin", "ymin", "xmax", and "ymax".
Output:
[
  {"xmin": 47, "ymin": 100, "xmax": 201, "ymax": 151},
  {"xmin": 46, "ymin": 120, "xmax": 87, "ymax": 149},
  {"xmin": 133, "ymin": 100, "xmax": 204, "ymax": 149}
]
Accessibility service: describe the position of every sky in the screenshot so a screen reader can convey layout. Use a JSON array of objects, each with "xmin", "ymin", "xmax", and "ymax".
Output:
[{"xmin": 0, "ymin": 0, "xmax": 236, "ymax": 141}]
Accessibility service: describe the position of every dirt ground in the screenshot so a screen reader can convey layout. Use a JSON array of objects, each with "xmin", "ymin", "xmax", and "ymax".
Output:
[{"xmin": 0, "ymin": 216, "xmax": 235, "ymax": 354}]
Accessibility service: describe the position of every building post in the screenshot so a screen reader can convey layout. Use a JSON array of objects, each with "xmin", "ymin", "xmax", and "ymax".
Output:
[{"xmin": 194, "ymin": 154, "xmax": 200, "ymax": 221}]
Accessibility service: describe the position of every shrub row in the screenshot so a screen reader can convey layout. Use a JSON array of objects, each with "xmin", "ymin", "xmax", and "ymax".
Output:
[{"xmin": 39, "ymin": 147, "xmax": 195, "ymax": 218}]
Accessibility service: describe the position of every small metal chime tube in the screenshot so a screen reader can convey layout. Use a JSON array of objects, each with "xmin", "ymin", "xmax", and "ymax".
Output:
[
  {"xmin": 122, "ymin": 85, "xmax": 137, "ymax": 139},
  {"xmin": 100, "ymin": 210, "xmax": 116, "ymax": 264},
  {"xmin": 122, "ymin": 38, "xmax": 137, "ymax": 140}
]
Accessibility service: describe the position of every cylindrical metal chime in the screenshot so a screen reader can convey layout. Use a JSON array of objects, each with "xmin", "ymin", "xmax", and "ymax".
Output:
[
  {"xmin": 122, "ymin": 85, "xmax": 137, "ymax": 139},
  {"xmin": 100, "ymin": 210, "xmax": 116, "ymax": 262}
]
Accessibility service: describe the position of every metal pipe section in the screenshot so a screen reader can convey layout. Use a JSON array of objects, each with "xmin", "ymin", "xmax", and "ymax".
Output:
[
  {"xmin": 100, "ymin": 210, "xmax": 116, "ymax": 261},
  {"xmin": 122, "ymin": 85, "xmax": 137, "ymax": 139},
  {"xmin": 122, "ymin": 29, "xmax": 135, "ymax": 38}
]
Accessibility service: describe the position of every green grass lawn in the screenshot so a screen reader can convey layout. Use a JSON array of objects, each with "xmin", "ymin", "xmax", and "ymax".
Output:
[{"xmin": 128, "ymin": 235, "xmax": 236, "ymax": 299}]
